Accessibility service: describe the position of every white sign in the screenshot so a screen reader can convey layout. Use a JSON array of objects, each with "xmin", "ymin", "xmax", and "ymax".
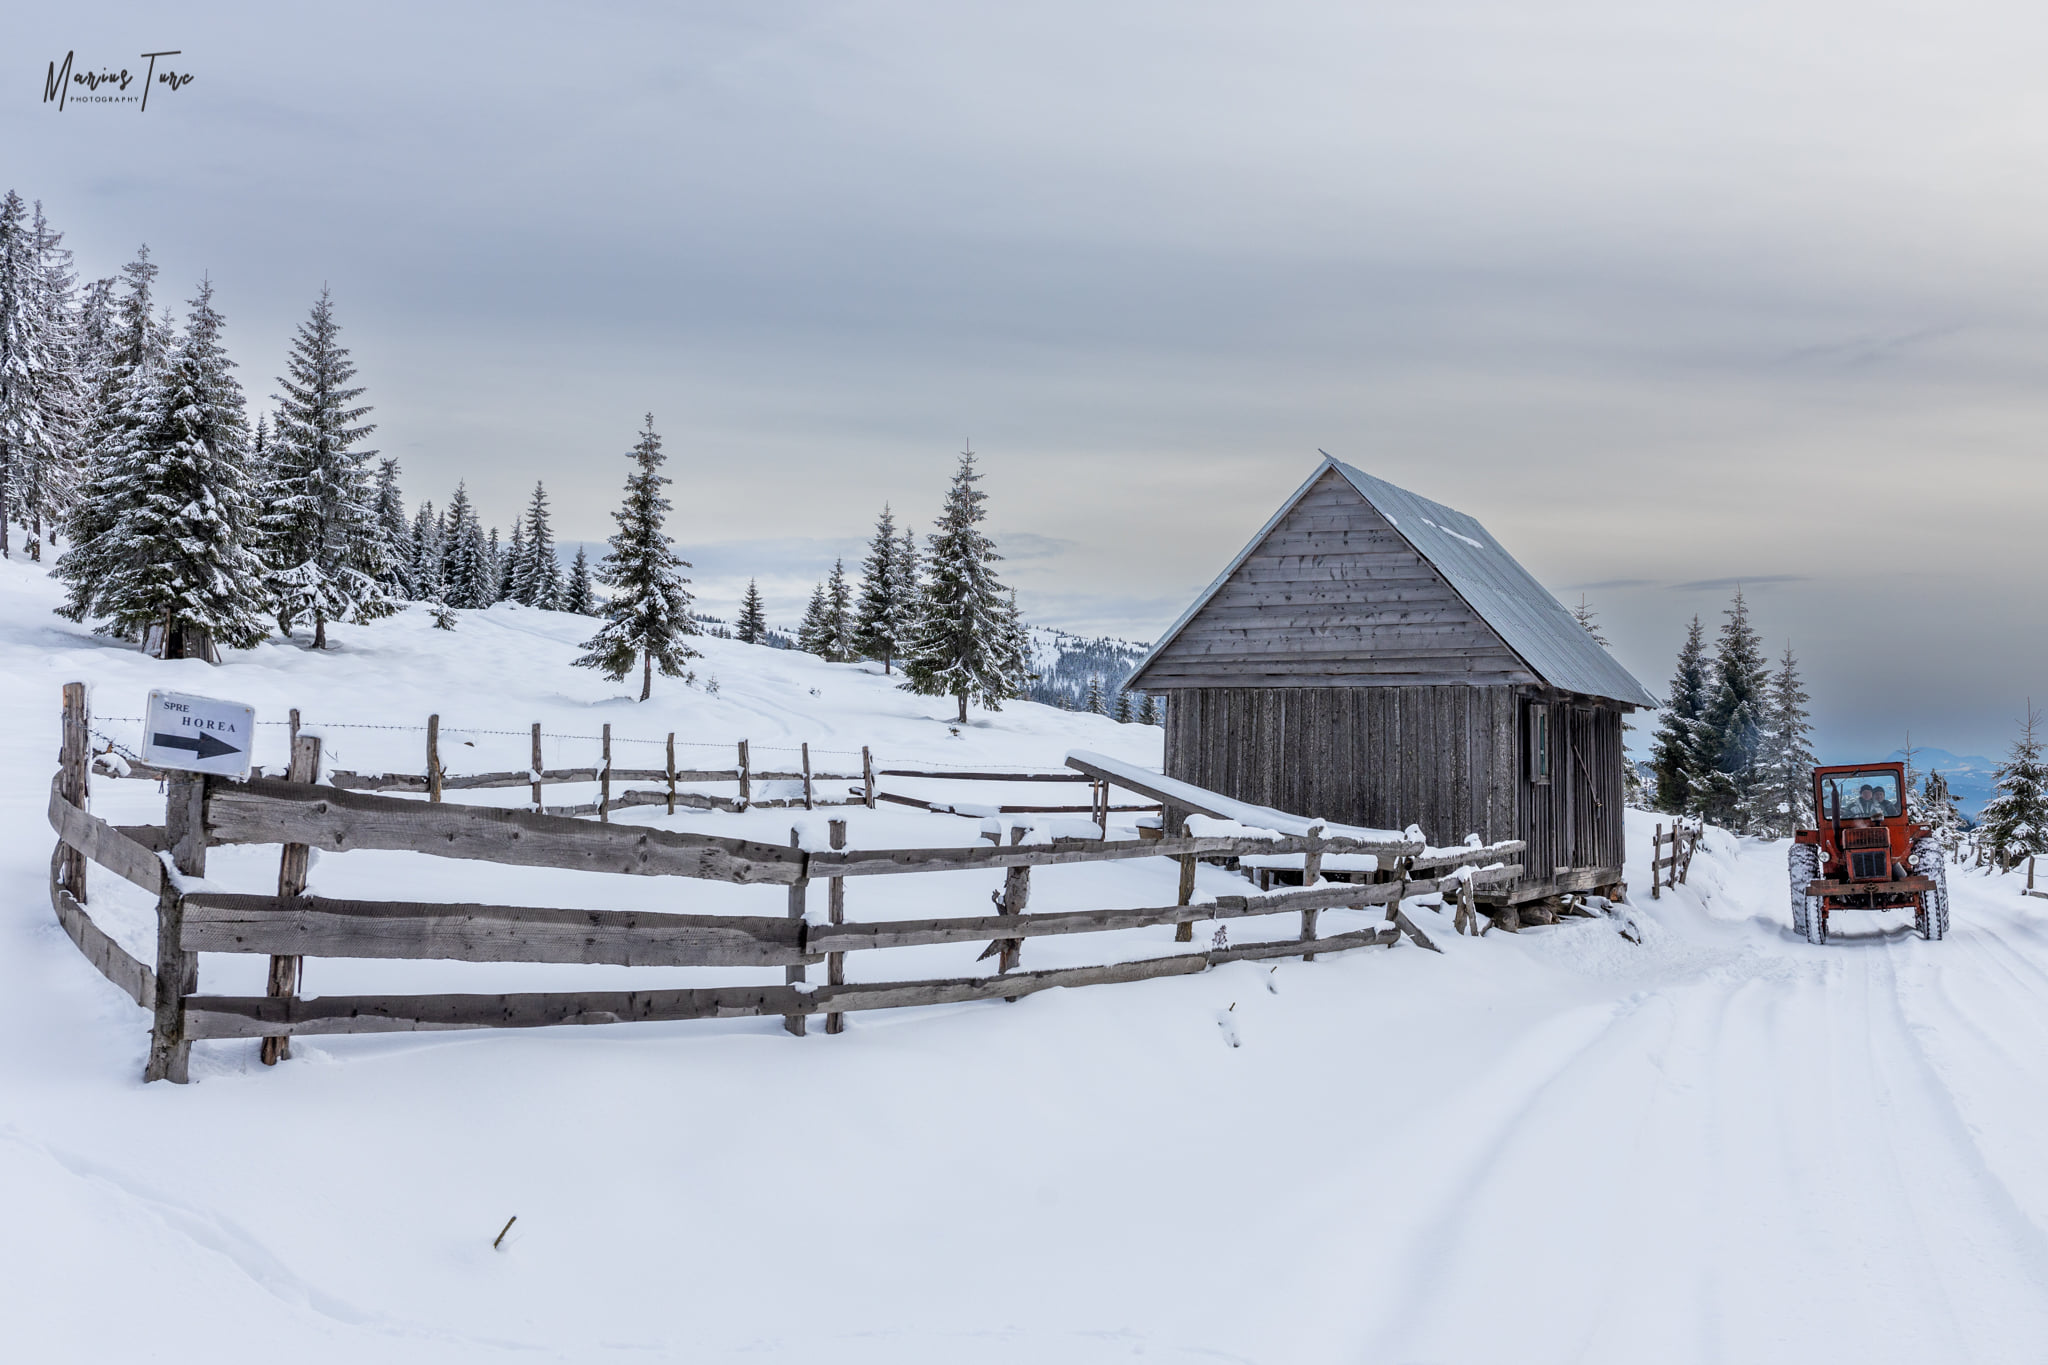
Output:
[{"xmin": 143, "ymin": 689, "xmax": 256, "ymax": 778}]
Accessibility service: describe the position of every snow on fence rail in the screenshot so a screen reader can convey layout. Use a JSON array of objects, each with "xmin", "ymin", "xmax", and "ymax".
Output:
[{"xmin": 46, "ymin": 685, "xmax": 1524, "ymax": 1083}]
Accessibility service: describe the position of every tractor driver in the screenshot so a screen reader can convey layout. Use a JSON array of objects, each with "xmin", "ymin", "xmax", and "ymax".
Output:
[{"xmin": 1847, "ymin": 783, "xmax": 1889, "ymax": 818}]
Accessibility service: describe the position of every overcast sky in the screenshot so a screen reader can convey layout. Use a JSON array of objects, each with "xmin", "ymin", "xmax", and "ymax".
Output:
[{"xmin": 11, "ymin": 1, "xmax": 2047, "ymax": 759}]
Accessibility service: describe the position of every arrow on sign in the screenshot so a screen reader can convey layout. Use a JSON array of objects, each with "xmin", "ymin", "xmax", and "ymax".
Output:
[{"xmin": 151, "ymin": 731, "xmax": 242, "ymax": 761}]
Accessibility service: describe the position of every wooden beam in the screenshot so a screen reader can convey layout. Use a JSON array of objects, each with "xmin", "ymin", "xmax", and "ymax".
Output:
[
  {"xmin": 48, "ymin": 849, "xmax": 155, "ymax": 1009},
  {"xmin": 180, "ymin": 895, "xmax": 804, "ymax": 966},
  {"xmin": 47, "ymin": 778, "xmax": 165, "ymax": 896},
  {"xmin": 204, "ymin": 779, "xmax": 805, "ymax": 885},
  {"xmin": 181, "ymin": 925, "xmax": 1406, "ymax": 1041}
]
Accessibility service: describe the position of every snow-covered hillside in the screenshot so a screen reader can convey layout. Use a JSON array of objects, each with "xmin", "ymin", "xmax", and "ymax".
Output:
[{"xmin": 7, "ymin": 557, "xmax": 2048, "ymax": 1363}]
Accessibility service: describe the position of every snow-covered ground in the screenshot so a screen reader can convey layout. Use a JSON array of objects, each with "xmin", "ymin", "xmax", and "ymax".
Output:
[{"xmin": 7, "ymin": 557, "xmax": 2048, "ymax": 1363}]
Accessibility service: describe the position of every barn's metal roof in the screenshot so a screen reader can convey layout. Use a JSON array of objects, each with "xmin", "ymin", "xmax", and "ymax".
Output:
[{"xmin": 1130, "ymin": 454, "xmax": 1658, "ymax": 708}]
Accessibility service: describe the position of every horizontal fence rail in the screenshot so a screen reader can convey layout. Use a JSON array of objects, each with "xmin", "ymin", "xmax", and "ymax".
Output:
[{"xmin": 46, "ymin": 683, "xmax": 1542, "ymax": 1084}]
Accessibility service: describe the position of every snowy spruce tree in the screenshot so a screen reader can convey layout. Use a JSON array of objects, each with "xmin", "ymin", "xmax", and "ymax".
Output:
[
  {"xmin": 1649, "ymin": 615, "xmax": 1709, "ymax": 815},
  {"xmin": 1693, "ymin": 588, "xmax": 1770, "ymax": 828},
  {"xmin": 1113, "ymin": 689, "xmax": 1132, "ymax": 723},
  {"xmin": 1979, "ymin": 705, "xmax": 2048, "ymax": 870},
  {"xmin": 736, "ymin": 578, "xmax": 768, "ymax": 644},
  {"xmin": 1738, "ymin": 644, "xmax": 1816, "ymax": 838},
  {"xmin": 486, "ymin": 526, "xmax": 504, "ymax": 602},
  {"xmin": 513, "ymin": 481, "xmax": 561, "ymax": 608},
  {"xmin": 1085, "ymin": 674, "xmax": 1105, "ymax": 714},
  {"xmin": 373, "ymin": 457, "xmax": 412, "ymax": 598},
  {"xmin": 439, "ymin": 483, "xmax": 494, "ymax": 609},
  {"xmin": 57, "ymin": 247, "xmax": 165, "ymax": 621},
  {"xmin": 562, "ymin": 544, "xmax": 597, "ymax": 615},
  {"xmin": 575, "ymin": 415, "xmax": 698, "ymax": 700},
  {"xmin": 1917, "ymin": 771, "xmax": 1966, "ymax": 860},
  {"xmin": 854, "ymin": 505, "xmax": 917, "ymax": 672},
  {"xmin": 407, "ymin": 498, "xmax": 441, "ymax": 592},
  {"xmin": 824, "ymin": 558, "xmax": 856, "ymax": 661},
  {"xmin": 500, "ymin": 521, "xmax": 525, "ymax": 602},
  {"xmin": 12, "ymin": 199, "xmax": 84, "ymax": 559},
  {"xmin": 1138, "ymin": 693, "xmax": 1161, "ymax": 726},
  {"xmin": 80, "ymin": 279, "xmax": 270, "ymax": 657},
  {"xmin": 257, "ymin": 288, "xmax": 392, "ymax": 647},
  {"xmin": 902, "ymin": 448, "xmax": 1028, "ymax": 723},
  {"xmin": 797, "ymin": 580, "xmax": 833, "ymax": 656},
  {"xmin": 0, "ymin": 190, "xmax": 67, "ymax": 560}
]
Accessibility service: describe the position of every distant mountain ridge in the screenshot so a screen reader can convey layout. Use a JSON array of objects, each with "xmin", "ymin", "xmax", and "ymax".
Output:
[{"xmin": 1877, "ymin": 747, "xmax": 1998, "ymax": 819}]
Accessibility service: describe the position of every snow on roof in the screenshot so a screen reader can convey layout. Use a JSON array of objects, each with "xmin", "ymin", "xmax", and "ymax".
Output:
[{"xmin": 1130, "ymin": 454, "xmax": 1658, "ymax": 709}]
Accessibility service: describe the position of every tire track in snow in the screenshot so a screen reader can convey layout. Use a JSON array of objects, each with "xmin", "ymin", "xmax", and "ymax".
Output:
[{"xmin": 1355, "ymin": 988, "xmax": 1686, "ymax": 1362}]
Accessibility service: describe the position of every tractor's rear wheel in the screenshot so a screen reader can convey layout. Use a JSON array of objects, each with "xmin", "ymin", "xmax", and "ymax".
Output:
[
  {"xmin": 1913, "ymin": 837, "xmax": 1950, "ymax": 941},
  {"xmin": 1789, "ymin": 843, "xmax": 1823, "ymax": 941}
]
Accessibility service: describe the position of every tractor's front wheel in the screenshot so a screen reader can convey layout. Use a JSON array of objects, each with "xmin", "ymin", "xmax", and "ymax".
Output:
[
  {"xmin": 1914, "ymin": 837, "xmax": 1950, "ymax": 941},
  {"xmin": 1789, "ymin": 843, "xmax": 1823, "ymax": 942}
]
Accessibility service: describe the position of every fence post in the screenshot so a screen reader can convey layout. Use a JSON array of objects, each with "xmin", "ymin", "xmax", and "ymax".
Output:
[
  {"xmin": 262, "ymin": 734, "xmax": 321, "ymax": 1066},
  {"xmin": 802, "ymin": 742, "xmax": 813, "ymax": 811},
  {"xmin": 1001, "ymin": 826, "xmax": 1029, "ymax": 998},
  {"xmin": 666, "ymin": 732, "xmax": 677, "ymax": 815},
  {"xmin": 738, "ymin": 740, "xmax": 751, "ymax": 807},
  {"xmin": 785, "ymin": 828, "xmax": 807, "ymax": 1036},
  {"xmin": 1300, "ymin": 824, "xmax": 1326, "ymax": 961},
  {"xmin": 825, "ymin": 819, "xmax": 847, "ymax": 1034},
  {"xmin": 427, "ymin": 714, "xmax": 442, "ymax": 803},
  {"xmin": 1651, "ymin": 823, "xmax": 1662, "ymax": 900},
  {"xmin": 57, "ymin": 683, "xmax": 88, "ymax": 901},
  {"xmin": 146, "ymin": 772, "xmax": 207, "ymax": 1084},
  {"xmin": 862, "ymin": 746, "xmax": 875, "ymax": 811},
  {"xmin": 1174, "ymin": 814, "xmax": 1197, "ymax": 943},
  {"xmin": 289, "ymin": 706, "xmax": 301, "ymax": 753},
  {"xmin": 531, "ymin": 723, "xmax": 543, "ymax": 813},
  {"xmin": 600, "ymin": 724, "xmax": 612, "ymax": 823}
]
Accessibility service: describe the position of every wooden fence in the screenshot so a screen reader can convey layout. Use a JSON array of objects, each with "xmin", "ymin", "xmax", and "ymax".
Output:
[
  {"xmin": 49, "ymin": 685, "xmax": 1524, "ymax": 1083},
  {"xmin": 1647, "ymin": 819, "xmax": 1703, "ymax": 899}
]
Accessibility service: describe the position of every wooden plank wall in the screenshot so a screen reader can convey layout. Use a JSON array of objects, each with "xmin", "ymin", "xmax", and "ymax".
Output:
[
  {"xmin": 1162, "ymin": 685, "xmax": 1520, "ymax": 844},
  {"xmin": 1514, "ymin": 697, "xmax": 1626, "ymax": 897},
  {"xmin": 1135, "ymin": 469, "xmax": 1540, "ymax": 689},
  {"xmin": 1164, "ymin": 686, "xmax": 1628, "ymax": 899}
]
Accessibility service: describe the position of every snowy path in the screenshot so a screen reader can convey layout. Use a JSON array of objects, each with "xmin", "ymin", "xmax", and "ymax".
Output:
[{"xmin": 7, "ymin": 563, "xmax": 2048, "ymax": 1361}]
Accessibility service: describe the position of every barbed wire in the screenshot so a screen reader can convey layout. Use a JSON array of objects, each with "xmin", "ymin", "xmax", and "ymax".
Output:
[{"xmin": 86, "ymin": 715, "xmax": 1114, "ymax": 774}]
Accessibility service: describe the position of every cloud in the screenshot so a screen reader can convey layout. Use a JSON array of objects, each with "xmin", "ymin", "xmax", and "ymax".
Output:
[{"xmin": 1666, "ymin": 575, "xmax": 1810, "ymax": 592}]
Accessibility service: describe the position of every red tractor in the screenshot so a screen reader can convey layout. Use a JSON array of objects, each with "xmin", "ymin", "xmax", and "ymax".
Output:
[{"xmin": 1789, "ymin": 762, "xmax": 1948, "ymax": 944}]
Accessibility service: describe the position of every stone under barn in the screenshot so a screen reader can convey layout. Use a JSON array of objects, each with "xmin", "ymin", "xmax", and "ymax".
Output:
[{"xmin": 1124, "ymin": 454, "xmax": 1658, "ymax": 906}]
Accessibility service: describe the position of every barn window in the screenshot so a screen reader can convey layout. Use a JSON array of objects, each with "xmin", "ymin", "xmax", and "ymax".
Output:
[{"xmin": 1528, "ymin": 703, "xmax": 1552, "ymax": 784}]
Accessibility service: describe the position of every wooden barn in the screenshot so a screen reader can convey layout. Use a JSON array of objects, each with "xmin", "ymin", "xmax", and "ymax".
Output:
[{"xmin": 1125, "ymin": 455, "xmax": 1657, "ymax": 905}]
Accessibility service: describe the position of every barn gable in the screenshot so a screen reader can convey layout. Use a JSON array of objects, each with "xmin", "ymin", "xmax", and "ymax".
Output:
[{"xmin": 1129, "ymin": 456, "xmax": 1657, "ymax": 709}]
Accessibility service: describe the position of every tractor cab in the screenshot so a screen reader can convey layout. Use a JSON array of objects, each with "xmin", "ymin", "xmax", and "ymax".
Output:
[{"xmin": 1789, "ymin": 761, "xmax": 1947, "ymax": 944}]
